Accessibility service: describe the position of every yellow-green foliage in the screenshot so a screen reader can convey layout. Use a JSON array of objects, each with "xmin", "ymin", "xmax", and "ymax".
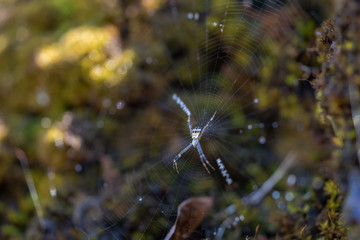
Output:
[
  {"xmin": 318, "ymin": 180, "xmax": 346, "ymax": 239},
  {"xmin": 36, "ymin": 26, "xmax": 135, "ymax": 86}
]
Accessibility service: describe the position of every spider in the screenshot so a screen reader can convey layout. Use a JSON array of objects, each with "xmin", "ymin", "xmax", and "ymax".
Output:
[{"xmin": 172, "ymin": 94, "xmax": 216, "ymax": 174}]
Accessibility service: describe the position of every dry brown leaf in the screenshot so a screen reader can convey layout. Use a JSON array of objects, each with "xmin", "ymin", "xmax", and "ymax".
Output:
[{"xmin": 164, "ymin": 196, "xmax": 214, "ymax": 240}]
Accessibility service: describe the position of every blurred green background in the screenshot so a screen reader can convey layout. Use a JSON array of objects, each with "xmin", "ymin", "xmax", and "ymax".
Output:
[{"xmin": 1, "ymin": 0, "xmax": 359, "ymax": 239}]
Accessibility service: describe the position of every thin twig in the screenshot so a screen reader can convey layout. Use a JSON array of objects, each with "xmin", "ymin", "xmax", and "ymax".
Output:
[
  {"xmin": 216, "ymin": 151, "xmax": 298, "ymax": 239},
  {"xmin": 16, "ymin": 149, "xmax": 45, "ymax": 227},
  {"xmin": 215, "ymin": 216, "xmax": 234, "ymax": 240},
  {"xmin": 348, "ymin": 79, "xmax": 360, "ymax": 166},
  {"xmin": 242, "ymin": 151, "xmax": 298, "ymax": 205}
]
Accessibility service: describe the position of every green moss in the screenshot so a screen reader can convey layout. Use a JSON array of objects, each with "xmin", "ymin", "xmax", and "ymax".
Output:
[
  {"xmin": 317, "ymin": 180, "xmax": 346, "ymax": 239},
  {"xmin": 1, "ymin": 224, "xmax": 22, "ymax": 238}
]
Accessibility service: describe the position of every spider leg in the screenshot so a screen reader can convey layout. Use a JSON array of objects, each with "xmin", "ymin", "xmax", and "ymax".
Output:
[
  {"xmin": 196, "ymin": 142, "xmax": 215, "ymax": 174},
  {"xmin": 172, "ymin": 94, "xmax": 191, "ymax": 117},
  {"xmin": 210, "ymin": 111, "xmax": 217, "ymax": 121},
  {"xmin": 200, "ymin": 111, "xmax": 217, "ymax": 138},
  {"xmin": 172, "ymin": 94, "xmax": 193, "ymax": 137},
  {"xmin": 173, "ymin": 143, "xmax": 193, "ymax": 174}
]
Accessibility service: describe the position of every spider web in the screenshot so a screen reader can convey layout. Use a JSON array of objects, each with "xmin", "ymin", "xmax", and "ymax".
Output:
[{"xmin": 72, "ymin": 0, "xmax": 308, "ymax": 239}]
